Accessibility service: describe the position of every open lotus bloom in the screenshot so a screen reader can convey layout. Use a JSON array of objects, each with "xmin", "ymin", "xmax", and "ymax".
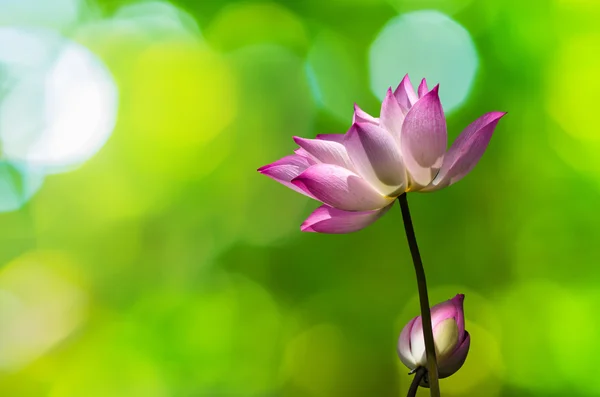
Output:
[
  {"xmin": 398, "ymin": 294, "xmax": 470, "ymax": 380},
  {"xmin": 258, "ymin": 75, "xmax": 505, "ymax": 233}
]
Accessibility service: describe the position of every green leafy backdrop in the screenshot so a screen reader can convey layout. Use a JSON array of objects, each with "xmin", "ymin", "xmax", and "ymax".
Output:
[{"xmin": 0, "ymin": 0, "xmax": 598, "ymax": 396}]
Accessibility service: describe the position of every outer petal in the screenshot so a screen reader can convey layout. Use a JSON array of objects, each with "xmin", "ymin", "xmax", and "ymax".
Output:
[
  {"xmin": 430, "ymin": 299, "xmax": 459, "ymax": 327},
  {"xmin": 295, "ymin": 134, "xmax": 345, "ymax": 161},
  {"xmin": 417, "ymin": 78, "xmax": 429, "ymax": 98},
  {"xmin": 450, "ymin": 294, "xmax": 466, "ymax": 343},
  {"xmin": 398, "ymin": 316, "xmax": 418, "ymax": 370},
  {"xmin": 294, "ymin": 136, "xmax": 354, "ymax": 170},
  {"xmin": 291, "ymin": 163, "xmax": 393, "ymax": 211},
  {"xmin": 380, "ymin": 88, "xmax": 406, "ymax": 147},
  {"xmin": 424, "ymin": 112, "xmax": 506, "ymax": 191},
  {"xmin": 316, "ymin": 133, "xmax": 345, "ymax": 143},
  {"xmin": 393, "ymin": 74, "xmax": 418, "ymax": 110},
  {"xmin": 301, "ymin": 203, "xmax": 392, "ymax": 234},
  {"xmin": 344, "ymin": 122, "xmax": 407, "ymax": 196},
  {"xmin": 439, "ymin": 332, "xmax": 470, "ymax": 378},
  {"xmin": 401, "ymin": 86, "xmax": 447, "ymax": 188},
  {"xmin": 408, "ymin": 317, "xmax": 427, "ymax": 367},
  {"xmin": 294, "ymin": 147, "xmax": 313, "ymax": 159},
  {"xmin": 353, "ymin": 103, "xmax": 379, "ymax": 125},
  {"xmin": 258, "ymin": 154, "xmax": 315, "ymax": 196}
]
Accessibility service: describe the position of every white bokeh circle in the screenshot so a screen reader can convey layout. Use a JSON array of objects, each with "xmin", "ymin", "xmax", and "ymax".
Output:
[
  {"xmin": 369, "ymin": 10, "xmax": 478, "ymax": 112},
  {"xmin": 0, "ymin": 27, "xmax": 118, "ymax": 174}
]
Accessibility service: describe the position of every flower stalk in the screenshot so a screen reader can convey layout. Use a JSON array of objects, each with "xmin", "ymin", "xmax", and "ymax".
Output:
[
  {"xmin": 398, "ymin": 193, "xmax": 440, "ymax": 397},
  {"xmin": 407, "ymin": 367, "xmax": 428, "ymax": 397}
]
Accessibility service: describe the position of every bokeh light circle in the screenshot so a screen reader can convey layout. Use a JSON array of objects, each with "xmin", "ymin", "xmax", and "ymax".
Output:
[
  {"xmin": 164, "ymin": 274, "xmax": 284, "ymax": 394},
  {"xmin": 386, "ymin": 0, "xmax": 475, "ymax": 16},
  {"xmin": 0, "ymin": 0, "xmax": 83, "ymax": 30},
  {"xmin": 0, "ymin": 27, "xmax": 118, "ymax": 174},
  {"xmin": 369, "ymin": 10, "xmax": 478, "ymax": 112},
  {"xmin": 49, "ymin": 320, "xmax": 170, "ymax": 397},
  {"xmin": 113, "ymin": 1, "xmax": 201, "ymax": 38},
  {"xmin": 546, "ymin": 287, "xmax": 600, "ymax": 395},
  {"xmin": 0, "ymin": 161, "xmax": 44, "ymax": 213},
  {"xmin": 227, "ymin": 44, "xmax": 316, "ymax": 245},
  {"xmin": 0, "ymin": 251, "xmax": 87, "ymax": 371},
  {"xmin": 305, "ymin": 31, "xmax": 365, "ymax": 122},
  {"xmin": 282, "ymin": 323, "xmax": 346, "ymax": 397},
  {"xmin": 494, "ymin": 280, "xmax": 595, "ymax": 394},
  {"xmin": 206, "ymin": 2, "xmax": 309, "ymax": 53},
  {"xmin": 76, "ymin": 1, "xmax": 201, "ymax": 46}
]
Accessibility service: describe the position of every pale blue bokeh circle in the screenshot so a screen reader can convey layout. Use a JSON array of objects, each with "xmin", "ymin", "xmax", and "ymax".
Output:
[
  {"xmin": 0, "ymin": 161, "xmax": 44, "ymax": 213},
  {"xmin": 369, "ymin": 10, "xmax": 478, "ymax": 113}
]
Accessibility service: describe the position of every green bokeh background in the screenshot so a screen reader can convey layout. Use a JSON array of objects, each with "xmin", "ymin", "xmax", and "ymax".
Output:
[{"xmin": 1, "ymin": 0, "xmax": 599, "ymax": 396}]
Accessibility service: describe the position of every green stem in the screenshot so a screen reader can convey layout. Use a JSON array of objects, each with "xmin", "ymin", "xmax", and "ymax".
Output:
[
  {"xmin": 398, "ymin": 194, "xmax": 440, "ymax": 397},
  {"xmin": 407, "ymin": 367, "xmax": 427, "ymax": 397}
]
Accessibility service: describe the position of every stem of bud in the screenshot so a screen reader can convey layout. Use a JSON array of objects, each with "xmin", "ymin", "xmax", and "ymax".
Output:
[
  {"xmin": 407, "ymin": 367, "xmax": 427, "ymax": 397},
  {"xmin": 398, "ymin": 194, "xmax": 440, "ymax": 397}
]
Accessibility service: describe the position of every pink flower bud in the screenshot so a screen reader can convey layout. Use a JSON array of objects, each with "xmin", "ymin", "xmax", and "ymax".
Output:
[{"xmin": 397, "ymin": 294, "xmax": 470, "ymax": 378}]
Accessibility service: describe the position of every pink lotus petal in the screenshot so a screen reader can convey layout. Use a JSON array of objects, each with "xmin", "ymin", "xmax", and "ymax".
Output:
[
  {"xmin": 380, "ymin": 88, "xmax": 405, "ymax": 146},
  {"xmin": 301, "ymin": 203, "xmax": 392, "ymax": 234},
  {"xmin": 425, "ymin": 112, "xmax": 506, "ymax": 191},
  {"xmin": 294, "ymin": 136, "xmax": 354, "ymax": 170},
  {"xmin": 417, "ymin": 78, "xmax": 429, "ymax": 98},
  {"xmin": 291, "ymin": 163, "xmax": 393, "ymax": 211},
  {"xmin": 344, "ymin": 122, "xmax": 407, "ymax": 196},
  {"xmin": 397, "ymin": 316, "xmax": 418, "ymax": 370},
  {"xmin": 353, "ymin": 103, "xmax": 379, "ymax": 125},
  {"xmin": 428, "ymin": 295, "xmax": 465, "ymax": 341},
  {"xmin": 408, "ymin": 317, "xmax": 426, "ymax": 366},
  {"xmin": 406, "ymin": 294, "xmax": 464, "ymax": 367},
  {"xmin": 258, "ymin": 154, "xmax": 315, "ymax": 196},
  {"xmin": 393, "ymin": 74, "xmax": 418, "ymax": 110},
  {"xmin": 316, "ymin": 133, "xmax": 346, "ymax": 143},
  {"xmin": 294, "ymin": 147, "xmax": 313, "ymax": 160},
  {"xmin": 439, "ymin": 332, "xmax": 470, "ymax": 378},
  {"xmin": 430, "ymin": 301, "xmax": 458, "ymax": 326},
  {"xmin": 451, "ymin": 294, "xmax": 466, "ymax": 343},
  {"xmin": 295, "ymin": 134, "xmax": 345, "ymax": 162},
  {"xmin": 401, "ymin": 85, "xmax": 447, "ymax": 188}
]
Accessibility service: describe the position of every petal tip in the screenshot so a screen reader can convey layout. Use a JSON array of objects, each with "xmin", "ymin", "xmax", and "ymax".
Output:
[
  {"xmin": 350, "ymin": 121, "xmax": 372, "ymax": 135},
  {"xmin": 481, "ymin": 111, "xmax": 507, "ymax": 125},
  {"xmin": 395, "ymin": 74, "xmax": 412, "ymax": 91},
  {"xmin": 300, "ymin": 223, "xmax": 316, "ymax": 233},
  {"xmin": 292, "ymin": 136, "xmax": 305, "ymax": 145},
  {"xmin": 452, "ymin": 294, "xmax": 465, "ymax": 312},
  {"xmin": 416, "ymin": 84, "xmax": 439, "ymax": 101},
  {"xmin": 453, "ymin": 293, "xmax": 465, "ymax": 304},
  {"xmin": 290, "ymin": 172, "xmax": 307, "ymax": 189},
  {"xmin": 257, "ymin": 163, "xmax": 273, "ymax": 173}
]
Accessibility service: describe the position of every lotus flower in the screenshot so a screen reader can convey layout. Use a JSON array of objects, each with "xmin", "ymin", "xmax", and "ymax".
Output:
[
  {"xmin": 398, "ymin": 294, "xmax": 470, "ymax": 379},
  {"xmin": 258, "ymin": 75, "xmax": 505, "ymax": 233}
]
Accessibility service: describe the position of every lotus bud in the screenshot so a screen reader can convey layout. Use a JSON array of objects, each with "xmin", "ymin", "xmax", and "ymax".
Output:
[{"xmin": 398, "ymin": 294, "xmax": 470, "ymax": 379}]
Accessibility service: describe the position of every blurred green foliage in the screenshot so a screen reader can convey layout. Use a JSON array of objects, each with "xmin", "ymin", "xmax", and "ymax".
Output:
[{"xmin": 1, "ymin": 0, "xmax": 600, "ymax": 396}]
